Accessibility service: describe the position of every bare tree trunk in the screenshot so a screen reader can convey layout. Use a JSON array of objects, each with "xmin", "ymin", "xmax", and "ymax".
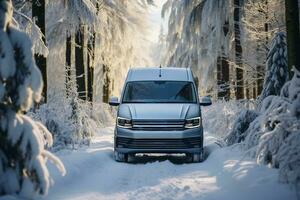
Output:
[
  {"xmin": 102, "ymin": 64, "xmax": 110, "ymax": 103},
  {"xmin": 102, "ymin": 3, "xmax": 111, "ymax": 104},
  {"xmin": 245, "ymin": 80, "xmax": 250, "ymax": 99},
  {"xmin": 217, "ymin": 21, "xmax": 230, "ymax": 100},
  {"xmin": 32, "ymin": 0, "xmax": 47, "ymax": 102},
  {"xmin": 217, "ymin": 56, "xmax": 222, "ymax": 99},
  {"xmin": 285, "ymin": 0, "xmax": 300, "ymax": 74},
  {"xmin": 86, "ymin": 3, "xmax": 99, "ymax": 103},
  {"xmin": 233, "ymin": 0, "xmax": 244, "ymax": 99},
  {"xmin": 264, "ymin": 0, "xmax": 269, "ymax": 54},
  {"xmin": 256, "ymin": 65, "xmax": 264, "ymax": 97},
  {"xmin": 75, "ymin": 25, "xmax": 87, "ymax": 100},
  {"xmin": 217, "ymin": 56, "xmax": 230, "ymax": 100},
  {"xmin": 256, "ymin": 0, "xmax": 269, "ymax": 98},
  {"xmin": 252, "ymin": 82, "xmax": 257, "ymax": 99},
  {"xmin": 65, "ymin": 31, "xmax": 72, "ymax": 97},
  {"xmin": 256, "ymin": 43, "xmax": 264, "ymax": 97},
  {"xmin": 87, "ymin": 33, "xmax": 95, "ymax": 102}
]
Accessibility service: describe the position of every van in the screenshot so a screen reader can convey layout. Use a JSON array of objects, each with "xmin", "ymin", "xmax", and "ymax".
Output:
[{"xmin": 109, "ymin": 67, "xmax": 212, "ymax": 162}]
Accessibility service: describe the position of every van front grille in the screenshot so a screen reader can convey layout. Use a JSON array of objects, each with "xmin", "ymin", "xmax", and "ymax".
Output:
[{"xmin": 132, "ymin": 120, "xmax": 185, "ymax": 131}]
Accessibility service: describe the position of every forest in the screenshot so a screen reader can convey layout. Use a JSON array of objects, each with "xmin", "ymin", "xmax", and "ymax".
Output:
[{"xmin": 0, "ymin": 0, "xmax": 300, "ymax": 199}]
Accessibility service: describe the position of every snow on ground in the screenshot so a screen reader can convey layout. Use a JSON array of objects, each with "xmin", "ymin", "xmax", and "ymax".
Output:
[{"xmin": 40, "ymin": 126, "xmax": 296, "ymax": 200}]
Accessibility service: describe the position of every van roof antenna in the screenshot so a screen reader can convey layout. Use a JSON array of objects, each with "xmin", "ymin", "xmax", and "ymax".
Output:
[{"xmin": 159, "ymin": 65, "xmax": 162, "ymax": 77}]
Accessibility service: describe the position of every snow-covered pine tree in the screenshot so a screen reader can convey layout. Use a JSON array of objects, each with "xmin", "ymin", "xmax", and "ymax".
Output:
[
  {"xmin": 225, "ymin": 109, "xmax": 258, "ymax": 145},
  {"xmin": 0, "ymin": 0, "xmax": 65, "ymax": 198},
  {"xmin": 259, "ymin": 32, "xmax": 289, "ymax": 102},
  {"xmin": 242, "ymin": 67, "xmax": 300, "ymax": 185}
]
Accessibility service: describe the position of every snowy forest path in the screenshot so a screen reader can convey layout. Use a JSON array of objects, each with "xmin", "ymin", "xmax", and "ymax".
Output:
[{"xmin": 40, "ymin": 127, "xmax": 296, "ymax": 200}]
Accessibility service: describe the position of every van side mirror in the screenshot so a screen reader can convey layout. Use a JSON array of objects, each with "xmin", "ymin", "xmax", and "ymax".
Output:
[
  {"xmin": 199, "ymin": 96, "xmax": 212, "ymax": 106},
  {"xmin": 109, "ymin": 97, "xmax": 120, "ymax": 106}
]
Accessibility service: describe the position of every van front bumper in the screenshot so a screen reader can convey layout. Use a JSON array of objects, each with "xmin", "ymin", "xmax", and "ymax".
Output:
[{"xmin": 114, "ymin": 127, "xmax": 203, "ymax": 154}]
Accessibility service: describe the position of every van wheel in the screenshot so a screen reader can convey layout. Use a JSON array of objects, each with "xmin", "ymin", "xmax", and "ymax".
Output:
[
  {"xmin": 114, "ymin": 151, "xmax": 128, "ymax": 162},
  {"xmin": 187, "ymin": 151, "xmax": 204, "ymax": 163},
  {"xmin": 127, "ymin": 153, "xmax": 135, "ymax": 163}
]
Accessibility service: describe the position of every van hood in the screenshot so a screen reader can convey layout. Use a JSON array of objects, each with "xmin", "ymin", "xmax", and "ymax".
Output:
[{"xmin": 118, "ymin": 103, "xmax": 200, "ymax": 120}]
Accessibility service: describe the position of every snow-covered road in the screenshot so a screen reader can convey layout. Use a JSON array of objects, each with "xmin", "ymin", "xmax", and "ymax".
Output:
[{"xmin": 42, "ymin": 127, "xmax": 296, "ymax": 200}]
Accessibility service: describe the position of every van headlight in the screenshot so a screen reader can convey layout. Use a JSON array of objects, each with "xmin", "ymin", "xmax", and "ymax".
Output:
[
  {"xmin": 117, "ymin": 117, "xmax": 132, "ymax": 129},
  {"xmin": 185, "ymin": 117, "xmax": 201, "ymax": 129}
]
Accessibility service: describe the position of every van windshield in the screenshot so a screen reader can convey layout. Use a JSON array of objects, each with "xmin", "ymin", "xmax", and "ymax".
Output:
[{"xmin": 122, "ymin": 81, "xmax": 197, "ymax": 103}]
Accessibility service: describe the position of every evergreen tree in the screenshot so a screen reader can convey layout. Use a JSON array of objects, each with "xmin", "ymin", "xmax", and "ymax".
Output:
[
  {"xmin": 0, "ymin": 0, "xmax": 64, "ymax": 198},
  {"xmin": 260, "ymin": 32, "xmax": 289, "ymax": 101}
]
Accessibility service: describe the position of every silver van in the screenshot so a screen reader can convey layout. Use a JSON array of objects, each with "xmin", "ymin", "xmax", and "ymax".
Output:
[{"xmin": 109, "ymin": 67, "xmax": 212, "ymax": 163}]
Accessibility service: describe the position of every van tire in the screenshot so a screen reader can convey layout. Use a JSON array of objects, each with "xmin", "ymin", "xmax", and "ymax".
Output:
[
  {"xmin": 114, "ymin": 151, "xmax": 128, "ymax": 162},
  {"xmin": 187, "ymin": 150, "xmax": 204, "ymax": 163}
]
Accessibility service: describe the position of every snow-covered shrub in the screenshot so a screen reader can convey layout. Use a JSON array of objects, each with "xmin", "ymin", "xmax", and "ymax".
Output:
[
  {"xmin": 259, "ymin": 32, "xmax": 289, "ymax": 102},
  {"xmin": 30, "ymin": 100, "xmax": 114, "ymax": 151},
  {"xmin": 0, "ymin": 0, "xmax": 65, "ymax": 198},
  {"xmin": 29, "ymin": 68, "xmax": 114, "ymax": 150},
  {"xmin": 29, "ymin": 101, "xmax": 93, "ymax": 150},
  {"xmin": 202, "ymin": 100, "xmax": 256, "ymax": 139},
  {"xmin": 244, "ymin": 95, "xmax": 291, "ymax": 152},
  {"xmin": 225, "ymin": 109, "xmax": 258, "ymax": 146},
  {"xmin": 29, "ymin": 80, "xmax": 97, "ymax": 150},
  {"xmin": 91, "ymin": 103, "xmax": 116, "ymax": 127},
  {"xmin": 276, "ymin": 125, "xmax": 300, "ymax": 184},
  {"xmin": 244, "ymin": 68, "xmax": 300, "ymax": 185}
]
